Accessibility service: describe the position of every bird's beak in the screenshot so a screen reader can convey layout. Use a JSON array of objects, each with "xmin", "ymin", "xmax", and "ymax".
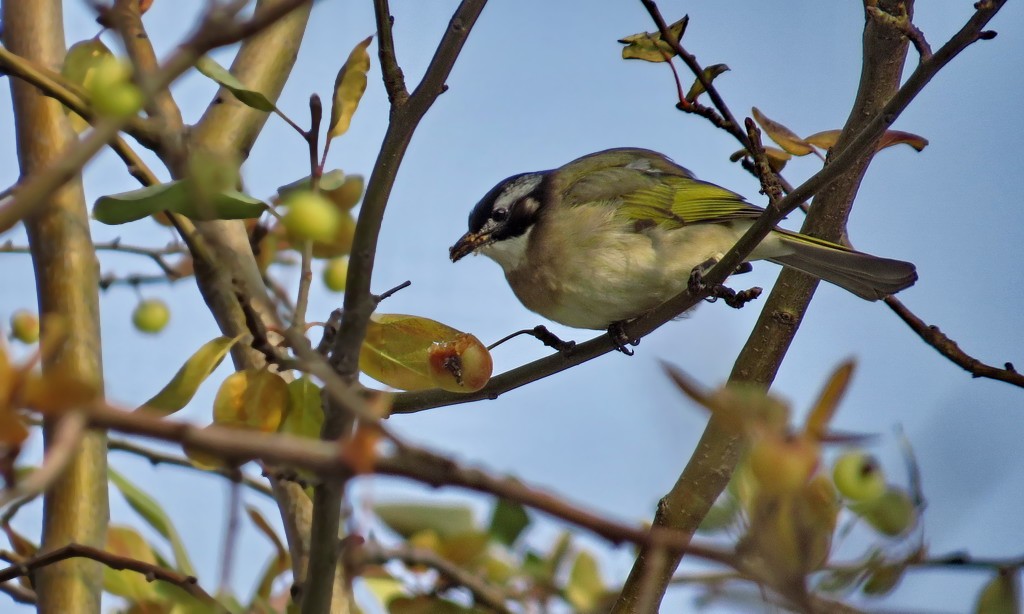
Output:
[{"xmin": 449, "ymin": 230, "xmax": 491, "ymax": 262}]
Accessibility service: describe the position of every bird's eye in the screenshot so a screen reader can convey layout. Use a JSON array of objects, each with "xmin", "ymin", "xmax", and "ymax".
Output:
[{"xmin": 492, "ymin": 207, "xmax": 509, "ymax": 222}]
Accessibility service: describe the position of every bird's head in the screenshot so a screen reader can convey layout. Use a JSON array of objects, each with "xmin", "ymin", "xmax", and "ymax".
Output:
[{"xmin": 449, "ymin": 172, "xmax": 546, "ymax": 271}]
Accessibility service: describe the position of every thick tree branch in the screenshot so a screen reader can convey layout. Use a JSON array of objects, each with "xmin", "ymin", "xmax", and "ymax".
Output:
[{"xmin": 4, "ymin": 2, "xmax": 110, "ymax": 611}]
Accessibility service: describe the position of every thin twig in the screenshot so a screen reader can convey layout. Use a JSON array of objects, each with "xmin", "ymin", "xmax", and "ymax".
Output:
[
  {"xmin": 355, "ymin": 541, "xmax": 512, "ymax": 613},
  {"xmin": 884, "ymin": 296, "xmax": 1024, "ymax": 387},
  {"xmin": 0, "ymin": 543, "xmax": 215, "ymax": 602},
  {"xmin": 107, "ymin": 438, "xmax": 274, "ymax": 498}
]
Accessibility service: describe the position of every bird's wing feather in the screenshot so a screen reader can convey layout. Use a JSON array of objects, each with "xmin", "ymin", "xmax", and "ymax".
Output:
[{"xmin": 556, "ymin": 148, "xmax": 764, "ymax": 230}]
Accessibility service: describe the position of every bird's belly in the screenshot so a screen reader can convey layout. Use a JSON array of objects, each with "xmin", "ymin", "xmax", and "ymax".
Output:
[{"xmin": 508, "ymin": 223, "xmax": 746, "ymax": 329}]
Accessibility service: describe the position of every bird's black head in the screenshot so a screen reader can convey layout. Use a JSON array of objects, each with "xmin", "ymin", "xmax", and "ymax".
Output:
[{"xmin": 450, "ymin": 172, "xmax": 547, "ymax": 262}]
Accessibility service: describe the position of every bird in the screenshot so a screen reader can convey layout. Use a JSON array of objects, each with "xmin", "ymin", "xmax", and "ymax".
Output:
[{"xmin": 449, "ymin": 147, "xmax": 917, "ymax": 332}]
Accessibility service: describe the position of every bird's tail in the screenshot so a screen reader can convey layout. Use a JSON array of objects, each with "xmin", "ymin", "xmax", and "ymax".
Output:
[{"xmin": 767, "ymin": 231, "xmax": 918, "ymax": 300}]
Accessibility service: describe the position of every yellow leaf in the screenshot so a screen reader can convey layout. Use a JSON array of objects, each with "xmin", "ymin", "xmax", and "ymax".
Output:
[
  {"xmin": 213, "ymin": 369, "xmax": 289, "ymax": 432},
  {"xmin": 804, "ymin": 360, "xmax": 855, "ymax": 439},
  {"xmin": 752, "ymin": 107, "xmax": 816, "ymax": 156},
  {"xmin": 138, "ymin": 335, "xmax": 242, "ymax": 416},
  {"xmin": 280, "ymin": 377, "xmax": 324, "ymax": 439},
  {"xmin": 618, "ymin": 16, "xmax": 688, "ymax": 62},
  {"xmin": 328, "ymin": 36, "xmax": 372, "ymax": 139}
]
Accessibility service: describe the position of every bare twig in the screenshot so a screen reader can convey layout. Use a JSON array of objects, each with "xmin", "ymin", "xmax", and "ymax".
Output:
[
  {"xmin": 885, "ymin": 296, "xmax": 1024, "ymax": 387},
  {"xmin": 0, "ymin": 580, "xmax": 37, "ymax": 604},
  {"xmin": 107, "ymin": 438, "xmax": 274, "ymax": 498},
  {"xmin": 354, "ymin": 541, "xmax": 512, "ymax": 613},
  {"xmin": 0, "ymin": 543, "xmax": 214, "ymax": 602},
  {"xmin": 373, "ymin": 0, "xmax": 409, "ymax": 105}
]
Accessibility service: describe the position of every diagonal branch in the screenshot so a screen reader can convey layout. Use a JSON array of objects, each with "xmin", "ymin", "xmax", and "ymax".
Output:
[{"xmin": 0, "ymin": 543, "xmax": 214, "ymax": 602}]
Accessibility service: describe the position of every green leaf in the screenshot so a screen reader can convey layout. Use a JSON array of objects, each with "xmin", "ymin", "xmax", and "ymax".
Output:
[
  {"xmin": 328, "ymin": 36, "xmax": 373, "ymax": 139},
  {"xmin": 109, "ymin": 467, "xmax": 196, "ymax": 576},
  {"xmin": 247, "ymin": 505, "xmax": 290, "ymax": 603},
  {"xmin": 618, "ymin": 16, "xmax": 688, "ymax": 62},
  {"xmin": 364, "ymin": 576, "xmax": 407, "ymax": 609},
  {"xmin": 93, "ymin": 180, "xmax": 267, "ymax": 225},
  {"xmin": 138, "ymin": 335, "xmax": 242, "ymax": 416},
  {"xmin": 975, "ymin": 570, "xmax": 1021, "ymax": 614},
  {"xmin": 389, "ymin": 596, "xmax": 477, "ymax": 614},
  {"xmin": 196, "ymin": 56, "xmax": 277, "ymax": 112},
  {"xmin": 276, "ymin": 170, "xmax": 347, "ymax": 199},
  {"xmin": 488, "ymin": 498, "xmax": 530, "ymax": 546},
  {"xmin": 685, "ymin": 63, "xmax": 730, "ymax": 101},
  {"xmin": 697, "ymin": 494, "xmax": 740, "ymax": 534},
  {"xmin": 103, "ymin": 525, "xmax": 159, "ymax": 600},
  {"xmin": 374, "ymin": 502, "xmax": 476, "ymax": 539},
  {"xmin": 565, "ymin": 551, "xmax": 604, "ymax": 612},
  {"xmin": 280, "ymin": 377, "xmax": 324, "ymax": 439}
]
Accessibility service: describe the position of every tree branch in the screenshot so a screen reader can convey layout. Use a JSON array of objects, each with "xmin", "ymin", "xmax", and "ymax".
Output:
[{"xmin": 0, "ymin": 543, "xmax": 214, "ymax": 603}]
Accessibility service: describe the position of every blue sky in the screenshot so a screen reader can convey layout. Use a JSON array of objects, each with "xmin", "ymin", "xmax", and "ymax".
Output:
[{"xmin": 3, "ymin": 1, "xmax": 1023, "ymax": 611}]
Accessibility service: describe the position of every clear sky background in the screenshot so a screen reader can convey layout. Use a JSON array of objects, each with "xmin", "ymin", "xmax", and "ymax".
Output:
[{"xmin": 3, "ymin": 1, "xmax": 1024, "ymax": 612}]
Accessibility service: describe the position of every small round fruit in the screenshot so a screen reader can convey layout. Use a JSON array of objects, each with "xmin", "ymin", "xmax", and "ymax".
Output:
[
  {"xmin": 9, "ymin": 310, "xmax": 40, "ymax": 344},
  {"xmin": 854, "ymin": 487, "xmax": 916, "ymax": 537},
  {"xmin": 747, "ymin": 434, "xmax": 820, "ymax": 495},
  {"xmin": 282, "ymin": 191, "xmax": 341, "ymax": 243},
  {"xmin": 87, "ymin": 57, "xmax": 143, "ymax": 117},
  {"xmin": 132, "ymin": 299, "xmax": 170, "ymax": 334},
  {"xmin": 832, "ymin": 451, "xmax": 886, "ymax": 502},
  {"xmin": 322, "ymin": 257, "xmax": 349, "ymax": 292}
]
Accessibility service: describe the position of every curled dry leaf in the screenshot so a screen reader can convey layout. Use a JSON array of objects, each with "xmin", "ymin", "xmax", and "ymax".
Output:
[
  {"xmin": 685, "ymin": 63, "xmax": 730, "ymax": 101},
  {"xmin": 752, "ymin": 107, "xmax": 816, "ymax": 156}
]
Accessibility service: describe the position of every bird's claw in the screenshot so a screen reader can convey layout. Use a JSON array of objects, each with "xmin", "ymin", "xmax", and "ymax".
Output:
[{"xmin": 608, "ymin": 322, "xmax": 640, "ymax": 356}]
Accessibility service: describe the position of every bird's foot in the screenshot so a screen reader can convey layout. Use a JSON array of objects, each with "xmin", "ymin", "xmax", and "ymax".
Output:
[
  {"xmin": 487, "ymin": 325, "xmax": 577, "ymax": 355},
  {"xmin": 687, "ymin": 257, "xmax": 719, "ymax": 295},
  {"xmin": 607, "ymin": 321, "xmax": 640, "ymax": 356},
  {"xmin": 711, "ymin": 284, "xmax": 763, "ymax": 309}
]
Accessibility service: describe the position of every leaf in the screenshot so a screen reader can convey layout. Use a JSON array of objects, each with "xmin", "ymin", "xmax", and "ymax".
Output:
[
  {"xmin": 565, "ymin": 551, "xmax": 604, "ymax": 612},
  {"xmin": 697, "ymin": 494, "xmax": 740, "ymax": 534},
  {"xmin": 246, "ymin": 505, "xmax": 290, "ymax": 602},
  {"xmin": 374, "ymin": 502, "xmax": 476, "ymax": 539},
  {"xmin": 94, "ymin": 180, "xmax": 267, "ymax": 225},
  {"xmin": 138, "ymin": 335, "xmax": 242, "ymax": 416},
  {"xmin": 328, "ymin": 36, "xmax": 373, "ymax": 139},
  {"xmin": 975, "ymin": 569, "xmax": 1020, "ymax": 614},
  {"xmin": 488, "ymin": 499, "xmax": 530, "ymax": 546},
  {"xmin": 804, "ymin": 360, "xmax": 855, "ymax": 439},
  {"xmin": 752, "ymin": 107, "xmax": 816, "ymax": 156},
  {"xmin": 103, "ymin": 525, "xmax": 159, "ymax": 600},
  {"xmin": 685, "ymin": 63, "xmax": 730, "ymax": 101},
  {"xmin": 109, "ymin": 467, "xmax": 196, "ymax": 576},
  {"xmin": 862, "ymin": 563, "xmax": 905, "ymax": 596},
  {"xmin": 389, "ymin": 596, "xmax": 476, "ymax": 614},
  {"xmin": 280, "ymin": 377, "xmax": 324, "ymax": 439},
  {"xmin": 805, "ymin": 129, "xmax": 929, "ymax": 153},
  {"xmin": 438, "ymin": 530, "xmax": 490, "ymax": 565},
  {"xmin": 195, "ymin": 56, "xmax": 277, "ymax": 112},
  {"xmin": 618, "ymin": 16, "xmax": 688, "ymax": 62},
  {"xmin": 213, "ymin": 369, "xmax": 289, "ymax": 432},
  {"xmin": 364, "ymin": 576, "xmax": 407, "ymax": 609},
  {"xmin": 276, "ymin": 170, "xmax": 348, "ymax": 199},
  {"xmin": 360, "ymin": 314, "xmax": 492, "ymax": 392}
]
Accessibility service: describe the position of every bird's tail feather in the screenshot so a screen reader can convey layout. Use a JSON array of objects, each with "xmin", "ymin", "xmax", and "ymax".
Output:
[{"xmin": 768, "ymin": 232, "xmax": 917, "ymax": 300}]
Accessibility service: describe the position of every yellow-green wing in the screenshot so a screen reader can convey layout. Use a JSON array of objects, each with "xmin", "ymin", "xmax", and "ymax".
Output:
[
  {"xmin": 555, "ymin": 147, "xmax": 763, "ymax": 230},
  {"xmin": 619, "ymin": 174, "xmax": 764, "ymax": 229}
]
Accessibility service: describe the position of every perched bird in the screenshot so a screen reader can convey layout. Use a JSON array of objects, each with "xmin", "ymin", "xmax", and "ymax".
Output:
[{"xmin": 450, "ymin": 148, "xmax": 917, "ymax": 331}]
